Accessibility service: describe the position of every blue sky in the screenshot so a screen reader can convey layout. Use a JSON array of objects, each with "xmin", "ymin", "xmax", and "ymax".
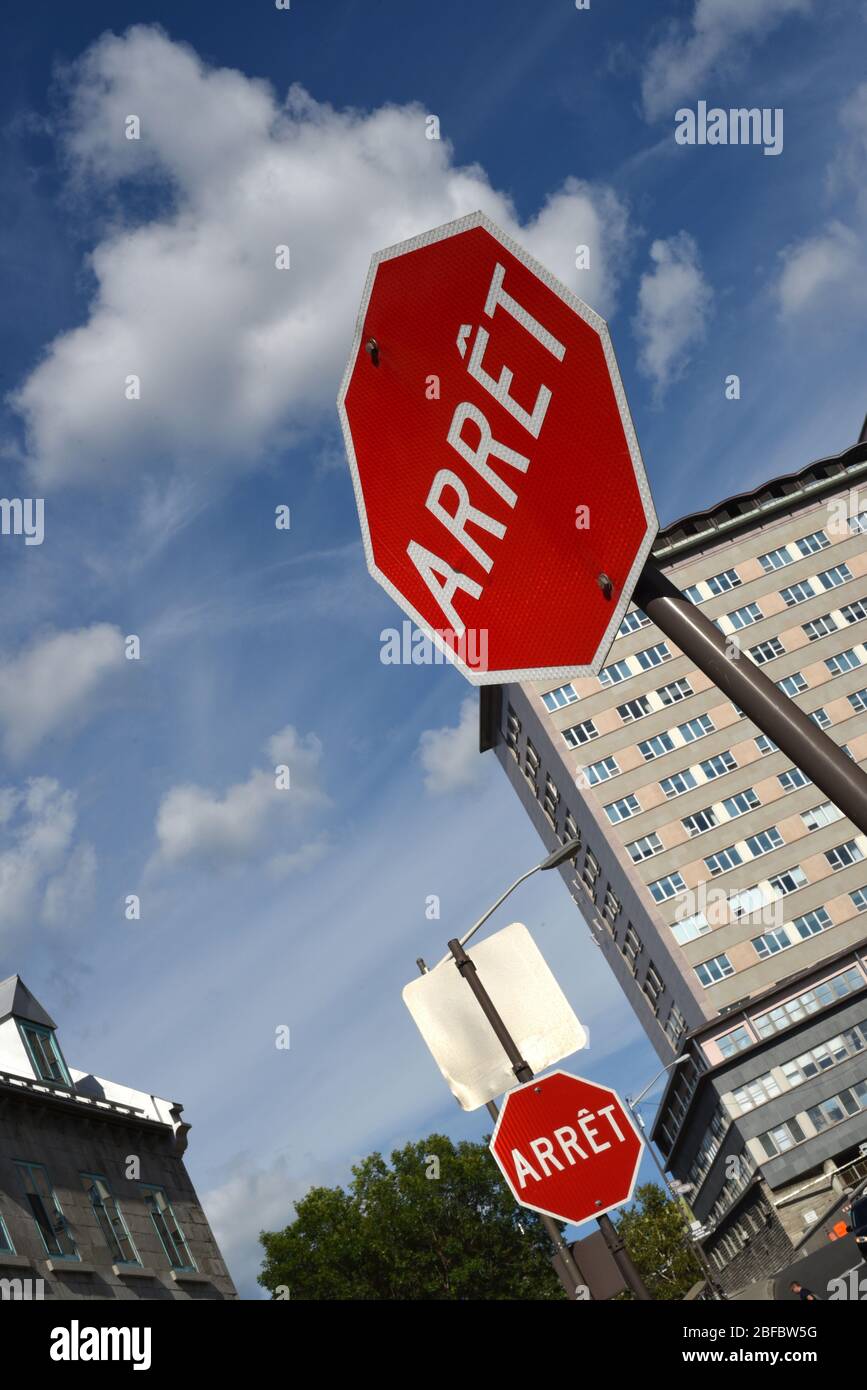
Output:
[{"xmin": 0, "ymin": 0, "xmax": 865, "ymax": 1296}]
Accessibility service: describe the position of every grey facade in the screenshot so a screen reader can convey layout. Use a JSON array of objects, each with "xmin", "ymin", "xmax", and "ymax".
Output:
[
  {"xmin": 0, "ymin": 975, "xmax": 237, "ymax": 1300},
  {"xmin": 483, "ymin": 435, "xmax": 867, "ymax": 1293}
]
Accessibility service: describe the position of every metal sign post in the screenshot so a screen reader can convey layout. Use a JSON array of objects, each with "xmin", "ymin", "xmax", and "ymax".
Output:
[{"xmin": 448, "ymin": 937, "xmax": 652, "ymax": 1300}]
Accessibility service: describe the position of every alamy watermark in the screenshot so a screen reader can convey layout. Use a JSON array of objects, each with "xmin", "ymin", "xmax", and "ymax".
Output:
[
  {"xmin": 675, "ymin": 102, "xmax": 783, "ymax": 157},
  {"xmin": 0, "ymin": 498, "xmax": 44, "ymax": 545},
  {"xmin": 380, "ymin": 620, "xmax": 489, "ymax": 671}
]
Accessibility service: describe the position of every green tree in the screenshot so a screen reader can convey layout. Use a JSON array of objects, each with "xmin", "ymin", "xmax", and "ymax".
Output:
[
  {"xmin": 258, "ymin": 1133, "xmax": 563, "ymax": 1300},
  {"xmin": 614, "ymin": 1183, "xmax": 703, "ymax": 1300}
]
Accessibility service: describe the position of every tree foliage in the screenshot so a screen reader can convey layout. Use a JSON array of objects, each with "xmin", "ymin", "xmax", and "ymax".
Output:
[
  {"xmin": 258, "ymin": 1133, "xmax": 563, "ymax": 1300},
  {"xmin": 614, "ymin": 1182, "xmax": 704, "ymax": 1300}
]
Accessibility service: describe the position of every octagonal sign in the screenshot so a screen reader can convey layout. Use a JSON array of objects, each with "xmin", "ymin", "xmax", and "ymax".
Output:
[
  {"xmin": 489, "ymin": 1070, "xmax": 644, "ymax": 1226},
  {"xmin": 337, "ymin": 211, "xmax": 657, "ymax": 684}
]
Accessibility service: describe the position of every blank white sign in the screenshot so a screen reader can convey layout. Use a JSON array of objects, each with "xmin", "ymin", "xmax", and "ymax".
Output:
[{"xmin": 402, "ymin": 922, "xmax": 587, "ymax": 1111}]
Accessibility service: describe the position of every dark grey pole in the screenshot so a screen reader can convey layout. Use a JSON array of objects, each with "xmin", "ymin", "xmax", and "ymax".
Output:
[
  {"xmin": 448, "ymin": 938, "xmax": 652, "ymax": 1301},
  {"xmin": 633, "ymin": 559, "xmax": 867, "ymax": 837}
]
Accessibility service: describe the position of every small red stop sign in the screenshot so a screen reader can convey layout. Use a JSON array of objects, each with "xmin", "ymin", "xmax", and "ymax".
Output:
[{"xmin": 490, "ymin": 1070, "xmax": 644, "ymax": 1225}]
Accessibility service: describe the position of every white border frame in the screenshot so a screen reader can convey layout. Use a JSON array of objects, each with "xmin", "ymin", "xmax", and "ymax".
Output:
[
  {"xmin": 337, "ymin": 210, "xmax": 659, "ymax": 686},
  {"xmin": 488, "ymin": 1068, "xmax": 646, "ymax": 1225}
]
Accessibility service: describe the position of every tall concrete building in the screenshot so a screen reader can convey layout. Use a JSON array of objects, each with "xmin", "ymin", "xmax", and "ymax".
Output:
[
  {"xmin": 481, "ymin": 435, "xmax": 867, "ymax": 1293},
  {"xmin": 0, "ymin": 975, "xmax": 236, "ymax": 1300}
]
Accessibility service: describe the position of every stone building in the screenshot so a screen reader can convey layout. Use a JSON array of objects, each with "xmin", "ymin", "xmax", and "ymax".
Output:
[{"xmin": 0, "ymin": 974, "xmax": 236, "ymax": 1300}]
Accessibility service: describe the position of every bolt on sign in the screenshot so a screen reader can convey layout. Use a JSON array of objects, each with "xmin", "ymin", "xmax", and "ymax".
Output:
[
  {"xmin": 489, "ymin": 1070, "xmax": 644, "ymax": 1226},
  {"xmin": 338, "ymin": 210, "xmax": 658, "ymax": 684}
]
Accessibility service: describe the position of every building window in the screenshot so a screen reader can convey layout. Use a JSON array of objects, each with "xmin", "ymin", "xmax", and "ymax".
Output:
[
  {"xmin": 841, "ymin": 600, "xmax": 867, "ymax": 626},
  {"xmin": 723, "ymin": 788, "xmax": 760, "ymax": 818},
  {"xmin": 542, "ymin": 683, "xmax": 578, "ymax": 712},
  {"xmin": 0, "ymin": 1212, "xmax": 15, "ymax": 1255},
  {"xmin": 658, "ymin": 677, "xmax": 693, "ymax": 705},
  {"xmin": 649, "ymin": 872, "xmax": 686, "ymax": 903},
  {"xmin": 810, "ymin": 708, "xmax": 831, "ymax": 729},
  {"xmin": 542, "ymin": 774, "xmax": 560, "ymax": 826},
  {"xmin": 727, "ymin": 602, "xmax": 763, "ymax": 630},
  {"xmin": 849, "ymin": 511, "xmax": 867, "ymax": 535},
  {"xmin": 664, "ymin": 1003, "xmax": 687, "ymax": 1046},
  {"xmin": 753, "ymin": 967, "xmax": 865, "ymax": 1038},
  {"xmin": 778, "ymin": 767, "xmax": 809, "ymax": 792},
  {"xmin": 826, "ymin": 840, "xmax": 864, "ymax": 871},
  {"xmin": 14, "ymin": 1162, "xmax": 78, "ymax": 1260},
  {"xmin": 768, "ymin": 866, "xmax": 807, "ymax": 896},
  {"xmin": 18, "ymin": 1022, "xmax": 71, "ymax": 1087},
  {"xmin": 643, "ymin": 964, "xmax": 664, "ymax": 1012},
  {"xmin": 683, "ymin": 807, "xmax": 718, "ymax": 837},
  {"xmin": 755, "ymin": 734, "xmax": 778, "ymax": 754},
  {"xmin": 807, "ymin": 1083, "xmax": 867, "ymax": 1134},
  {"xmin": 717, "ymin": 1025, "xmax": 752, "ymax": 1058},
  {"xmin": 582, "ymin": 848, "xmax": 601, "ymax": 896},
  {"xmin": 562, "ymin": 718, "xmax": 598, "ymax": 749},
  {"xmin": 671, "ymin": 911, "xmax": 710, "ymax": 944},
  {"xmin": 627, "ymin": 832, "xmax": 663, "ymax": 863},
  {"xmin": 758, "ymin": 1119, "xmax": 806, "ymax": 1158},
  {"xmin": 852, "ymin": 887, "xmax": 867, "ymax": 913},
  {"xmin": 523, "ymin": 739, "xmax": 540, "ymax": 791},
  {"xmin": 784, "ymin": 1025, "xmax": 867, "ymax": 1085},
  {"xmin": 752, "ymin": 927, "xmax": 791, "ymax": 960},
  {"xmin": 849, "ymin": 689, "xmax": 867, "ymax": 714},
  {"xmin": 780, "ymin": 580, "xmax": 815, "ymax": 607},
  {"xmin": 733, "ymin": 1074, "xmax": 781, "ymax": 1112},
  {"xmin": 759, "ymin": 546, "xmax": 793, "ymax": 573},
  {"xmin": 705, "ymin": 845, "xmax": 743, "ymax": 876},
  {"xmin": 586, "ymin": 756, "xmax": 619, "ymax": 786},
  {"xmin": 746, "ymin": 827, "xmax": 784, "ymax": 857},
  {"xmin": 660, "ymin": 769, "xmax": 698, "ymax": 798},
  {"xmin": 81, "ymin": 1175, "xmax": 139, "ymax": 1266},
  {"xmin": 817, "ymin": 563, "xmax": 852, "ymax": 591},
  {"xmin": 701, "ymin": 751, "xmax": 737, "ymax": 780},
  {"xmin": 604, "ymin": 793, "xmax": 640, "ymax": 824},
  {"xmin": 796, "ymin": 529, "xmax": 830, "ymax": 556},
  {"xmin": 778, "ymin": 672, "xmax": 807, "ymax": 697},
  {"xmin": 599, "ymin": 659, "xmax": 632, "ymax": 687},
  {"xmin": 707, "ymin": 569, "xmax": 741, "ymax": 596},
  {"xmin": 801, "ymin": 802, "xmax": 843, "ymax": 831},
  {"xmin": 826, "ymin": 648, "xmax": 864, "ymax": 677},
  {"xmin": 695, "ymin": 954, "xmax": 734, "ymax": 987},
  {"xmin": 561, "ymin": 812, "xmax": 580, "ymax": 859},
  {"xmin": 729, "ymin": 884, "xmax": 766, "ymax": 916},
  {"xmin": 639, "ymin": 731, "xmax": 676, "ymax": 761},
  {"xmin": 636, "ymin": 642, "xmax": 672, "ymax": 671},
  {"xmin": 679, "ymin": 713, "xmax": 715, "ymax": 743},
  {"xmin": 141, "ymin": 1186, "xmax": 196, "ymax": 1272},
  {"xmin": 618, "ymin": 609, "xmax": 651, "ymax": 636},
  {"xmin": 749, "ymin": 637, "xmax": 786, "ymax": 664},
  {"xmin": 618, "ymin": 694, "xmax": 652, "ymax": 723},
  {"xmin": 683, "ymin": 584, "xmax": 704, "ymax": 604},
  {"xmin": 602, "ymin": 887, "xmax": 621, "ymax": 926},
  {"xmin": 793, "ymin": 907, "xmax": 832, "ymax": 939},
  {"xmin": 803, "ymin": 614, "xmax": 839, "ymax": 641},
  {"xmin": 505, "ymin": 705, "xmax": 521, "ymax": 760},
  {"xmin": 622, "ymin": 925, "xmax": 642, "ymax": 973}
]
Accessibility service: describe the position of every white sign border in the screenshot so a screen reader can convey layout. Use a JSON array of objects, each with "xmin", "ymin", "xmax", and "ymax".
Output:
[
  {"xmin": 487, "ymin": 1068, "xmax": 646, "ymax": 1227},
  {"xmin": 337, "ymin": 209, "xmax": 659, "ymax": 686}
]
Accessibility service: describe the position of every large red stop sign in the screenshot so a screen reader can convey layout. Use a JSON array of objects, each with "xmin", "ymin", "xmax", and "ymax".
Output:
[
  {"xmin": 490, "ymin": 1070, "xmax": 644, "ymax": 1225},
  {"xmin": 338, "ymin": 211, "xmax": 657, "ymax": 684}
]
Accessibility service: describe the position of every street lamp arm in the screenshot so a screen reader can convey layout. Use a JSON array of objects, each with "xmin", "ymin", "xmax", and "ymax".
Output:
[{"xmin": 433, "ymin": 865, "xmax": 540, "ymax": 968}]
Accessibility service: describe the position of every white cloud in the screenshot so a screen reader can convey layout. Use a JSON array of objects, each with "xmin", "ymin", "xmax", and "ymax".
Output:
[
  {"xmin": 0, "ymin": 778, "xmax": 96, "ymax": 944},
  {"xmin": 203, "ymin": 1152, "xmax": 320, "ymax": 1298},
  {"xmin": 632, "ymin": 232, "xmax": 712, "ymax": 394},
  {"xmin": 0, "ymin": 624, "xmax": 125, "ymax": 757},
  {"xmin": 775, "ymin": 222, "xmax": 862, "ymax": 318},
  {"xmin": 154, "ymin": 725, "xmax": 328, "ymax": 869},
  {"xmin": 642, "ymin": 0, "xmax": 812, "ymax": 121},
  {"xmin": 417, "ymin": 698, "xmax": 485, "ymax": 795},
  {"xmin": 11, "ymin": 25, "xmax": 631, "ymax": 490}
]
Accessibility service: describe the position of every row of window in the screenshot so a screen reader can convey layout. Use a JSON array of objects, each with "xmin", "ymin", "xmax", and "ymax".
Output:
[
  {"xmin": 731, "ymin": 1020, "xmax": 867, "ymax": 1115},
  {"xmin": 758, "ymin": 1078, "xmax": 867, "ymax": 1158},
  {"xmin": 714, "ymin": 965, "xmax": 866, "ymax": 1058},
  {"xmin": 5, "ymin": 1161, "xmax": 195, "ymax": 1271}
]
